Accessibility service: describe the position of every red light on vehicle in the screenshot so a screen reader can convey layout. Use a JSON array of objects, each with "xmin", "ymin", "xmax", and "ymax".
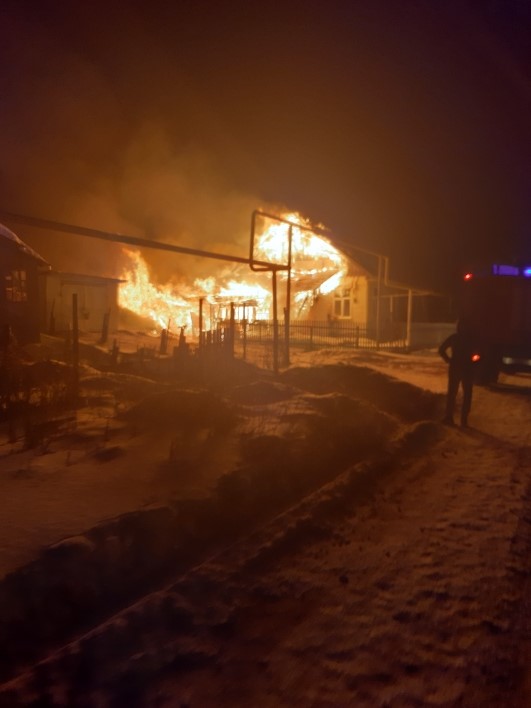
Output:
[
  {"xmin": 471, "ymin": 353, "xmax": 481, "ymax": 362},
  {"xmin": 464, "ymin": 272, "xmax": 473, "ymax": 281}
]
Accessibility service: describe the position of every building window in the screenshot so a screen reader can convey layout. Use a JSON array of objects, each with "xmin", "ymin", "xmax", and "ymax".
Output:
[
  {"xmin": 334, "ymin": 287, "xmax": 351, "ymax": 318},
  {"xmin": 5, "ymin": 270, "xmax": 28, "ymax": 302}
]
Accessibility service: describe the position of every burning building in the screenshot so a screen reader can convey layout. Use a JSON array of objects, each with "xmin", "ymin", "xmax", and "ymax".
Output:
[
  {"xmin": 116, "ymin": 212, "xmax": 417, "ymax": 342},
  {"xmin": 0, "ymin": 211, "xmax": 445, "ymax": 353},
  {"xmin": 118, "ymin": 213, "xmax": 345, "ymax": 332}
]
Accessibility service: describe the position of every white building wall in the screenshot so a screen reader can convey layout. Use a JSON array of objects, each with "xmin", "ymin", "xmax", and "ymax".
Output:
[{"xmin": 42, "ymin": 274, "xmax": 120, "ymax": 334}]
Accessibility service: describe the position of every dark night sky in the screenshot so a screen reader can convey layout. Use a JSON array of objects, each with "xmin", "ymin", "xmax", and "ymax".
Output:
[{"xmin": 1, "ymin": 0, "xmax": 530, "ymax": 292}]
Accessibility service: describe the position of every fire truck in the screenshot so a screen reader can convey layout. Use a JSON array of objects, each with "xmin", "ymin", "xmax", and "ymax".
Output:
[{"xmin": 459, "ymin": 264, "xmax": 531, "ymax": 383}]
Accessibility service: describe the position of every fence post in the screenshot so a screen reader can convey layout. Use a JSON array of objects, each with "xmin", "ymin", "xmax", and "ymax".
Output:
[
  {"xmin": 99, "ymin": 309, "xmax": 110, "ymax": 344},
  {"xmin": 159, "ymin": 328, "xmax": 168, "ymax": 355},
  {"xmin": 406, "ymin": 288, "xmax": 413, "ymax": 350},
  {"xmin": 229, "ymin": 302, "xmax": 235, "ymax": 358},
  {"xmin": 72, "ymin": 293, "xmax": 79, "ymax": 400},
  {"xmin": 111, "ymin": 339, "xmax": 119, "ymax": 368},
  {"xmin": 49, "ymin": 298, "xmax": 56, "ymax": 335},
  {"xmin": 199, "ymin": 297, "xmax": 204, "ymax": 350}
]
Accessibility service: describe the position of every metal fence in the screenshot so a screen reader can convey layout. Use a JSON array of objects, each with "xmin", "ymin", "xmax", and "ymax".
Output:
[
  {"xmin": 244, "ymin": 319, "xmax": 406, "ymax": 349},
  {"xmin": 225, "ymin": 319, "xmax": 408, "ymax": 370},
  {"xmin": 103, "ymin": 318, "xmax": 409, "ymax": 378}
]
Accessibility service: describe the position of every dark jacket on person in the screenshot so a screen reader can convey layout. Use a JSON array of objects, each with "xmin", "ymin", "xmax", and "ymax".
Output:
[
  {"xmin": 438, "ymin": 331, "xmax": 476, "ymax": 375},
  {"xmin": 439, "ymin": 326, "xmax": 477, "ymax": 426}
]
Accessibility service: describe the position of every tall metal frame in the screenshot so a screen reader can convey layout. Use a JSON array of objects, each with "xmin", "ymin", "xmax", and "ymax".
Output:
[{"xmin": 250, "ymin": 210, "xmax": 327, "ymax": 370}]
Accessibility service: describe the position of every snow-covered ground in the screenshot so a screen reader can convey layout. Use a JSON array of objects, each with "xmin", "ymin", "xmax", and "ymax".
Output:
[
  {"xmin": 0, "ymin": 347, "xmax": 443, "ymax": 580},
  {"xmin": 146, "ymin": 351, "xmax": 531, "ymax": 708},
  {"xmin": 1, "ymin": 345, "xmax": 530, "ymax": 706}
]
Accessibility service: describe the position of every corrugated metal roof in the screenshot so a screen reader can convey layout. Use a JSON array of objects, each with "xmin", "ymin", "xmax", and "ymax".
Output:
[{"xmin": 0, "ymin": 222, "xmax": 49, "ymax": 265}]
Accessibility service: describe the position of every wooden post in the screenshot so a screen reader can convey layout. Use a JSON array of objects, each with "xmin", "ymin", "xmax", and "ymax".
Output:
[
  {"xmin": 285, "ymin": 224, "xmax": 293, "ymax": 366},
  {"xmin": 229, "ymin": 302, "xmax": 235, "ymax": 357},
  {"xmin": 111, "ymin": 339, "xmax": 119, "ymax": 368},
  {"xmin": 159, "ymin": 328, "xmax": 168, "ymax": 355},
  {"xmin": 199, "ymin": 297, "xmax": 204, "ymax": 350},
  {"xmin": 376, "ymin": 255, "xmax": 382, "ymax": 349},
  {"xmin": 100, "ymin": 309, "xmax": 110, "ymax": 344},
  {"xmin": 406, "ymin": 289, "xmax": 413, "ymax": 350},
  {"xmin": 49, "ymin": 298, "xmax": 56, "ymax": 335},
  {"xmin": 72, "ymin": 293, "xmax": 79, "ymax": 399}
]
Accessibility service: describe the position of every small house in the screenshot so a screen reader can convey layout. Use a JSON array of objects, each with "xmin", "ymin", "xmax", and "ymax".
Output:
[
  {"xmin": 290, "ymin": 250, "xmax": 452, "ymax": 347},
  {"xmin": 40, "ymin": 271, "xmax": 123, "ymax": 336},
  {"xmin": 0, "ymin": 223, "xmax": 49, "ymax": 344}
]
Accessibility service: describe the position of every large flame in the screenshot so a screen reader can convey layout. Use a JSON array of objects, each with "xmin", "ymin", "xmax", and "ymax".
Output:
[
  {"xmin": 256, "ymin": 212, "xmax": 344, "ymax": 270},
  {"xmin": 118, "ymin": 212, "xmax": 347, "ymax": 333},
  {"xmin": 118, "ymin": 250, "xmax": 193, "ymax": 329}
]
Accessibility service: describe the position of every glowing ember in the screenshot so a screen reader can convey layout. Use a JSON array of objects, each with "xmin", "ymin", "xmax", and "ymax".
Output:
[{"xmin": 118, "ymin": 212, "xmax": 347, "ymax": 333}]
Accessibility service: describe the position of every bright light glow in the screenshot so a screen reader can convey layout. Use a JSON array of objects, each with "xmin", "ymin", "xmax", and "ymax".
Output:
[
  {"xmin": 493, "ymin": 264, "xmax": 519, "ymax": 276},
  {"xmin": 118, "ymin": 249, "xmax": 193, "ymax": 329},
  {"xmin": 318, "ymin": 270, "xmax": 346, "ymax": 295},
  {"xmin": 119, "ymin": 212, "xmax": 348, "ymax": 331},
  {"xmin": 217, "ymin": 280, "xmax": 270, "ymax": 301},
  {"xmin": 464, "ymin": 272, "xmax": 473, "ymax": 281},
  {"xmin": 255, "ymin": 212, "xmax": 344, "ymax": 271},
  {"xmin": 523, "ymin": 267, "xmax": 531, "ymax": 277},
  {"xmin": 471, "ymin": 353, "xmax": 481, "ymax": 362}
]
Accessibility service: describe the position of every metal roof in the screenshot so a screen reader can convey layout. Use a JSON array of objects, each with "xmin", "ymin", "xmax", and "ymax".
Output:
[{"xmin": 0, "ymin": 222, "xmax": 49, "ymax": 265}]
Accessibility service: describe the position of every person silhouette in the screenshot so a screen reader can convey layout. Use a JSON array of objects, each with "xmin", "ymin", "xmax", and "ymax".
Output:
[{"xmin": 438, "ymin": 320, "xmax": 477, "ymax": 427}]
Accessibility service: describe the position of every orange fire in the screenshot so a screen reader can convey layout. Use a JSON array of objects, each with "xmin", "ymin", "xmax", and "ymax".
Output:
[
  {"xmin": 118, "ymin": 212, "xmax": 347, "ymax": 334},
  {"xmin": 118, "ymin": 250, "xmax": 194, "ymax": 330},
  {"xmin": 255, "ymin": 212, "xmax": 344, "ymax": 270}
]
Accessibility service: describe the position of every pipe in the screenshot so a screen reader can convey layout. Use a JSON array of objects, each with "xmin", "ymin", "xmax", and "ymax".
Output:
[
  {"xmin": 0, "ymin": 210, "xmax": 276, "ymax": 269},
  {"xmin": 285, "ymin": 223, "xmax": 293, "ymax": 366},
  {"xmin": 272, "ymin": 270, "xmax": 279, "ymax": 374}
]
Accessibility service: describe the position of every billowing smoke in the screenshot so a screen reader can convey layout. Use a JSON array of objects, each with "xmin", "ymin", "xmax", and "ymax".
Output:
[
  {"xmin": 0, "ymin": 6, "xmax": 282, "ymax": 285},
  {"xmin": 116, "ymin": 127, "xmax": 266, "ymax": 283}
]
